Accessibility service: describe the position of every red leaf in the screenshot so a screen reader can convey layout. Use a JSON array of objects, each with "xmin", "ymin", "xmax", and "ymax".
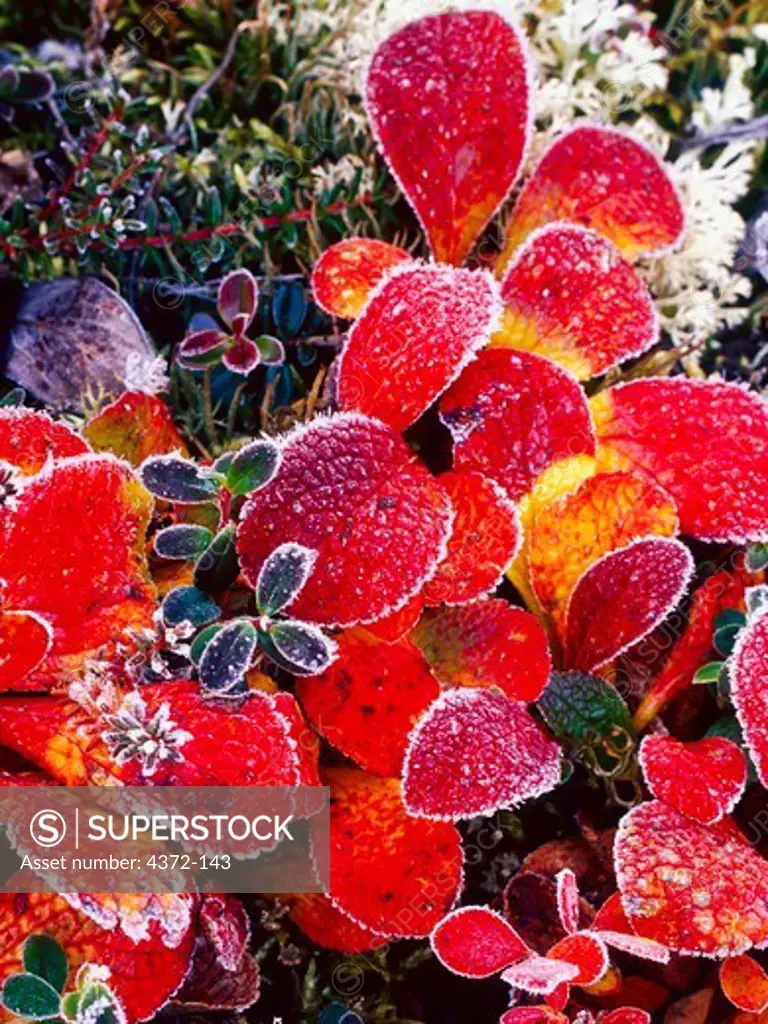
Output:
[
  {"xmin": 592, "ymin": 894, "xmax": 671, "ymax": 965},
  {"xmin": 599, "ymin": 1012, "xmax": 651, "ymax": 1024},
  {"xmin": 324, "ymin": 768, "xmax": 463, "ymax": 937},
  {"xmin": 364, "ymin": 593, "xmax": 424, "ymax": 643},
  {"xmin": 555, "ymin": 868, "xmax": 579, "ymax": 935},
  {"xmin": 732, "ymin": 611, "xmax": 768, "ymax": 788},
  {"xmin": 0, "ymin": 893, "xmax": 195, "ymax": 1022},
  {"xmin": 403, "ymin": 689, "xmax": 562, "ymax": 820},
  {"xmin": 528, "ymin": 471, "xmax": 678, "ymax": 638},
  {"xmin": 222, "ymin": 337, "xmax": 260, "ymax": 375},
  {"xmin": 337, "ymin": 264, "xmax": 500, "ymax": 432},
  {"xmin": 720, "ymin": 954, "xmax": 768, "ymax": 1013},
  {"xmin": 311, "ymin": 239, "xmax": 412, "ymax": 319},
  {"xmin": 0, "ymin": 408, "xmax": 88, "ymax": 474},
  {"xmin": 440, "ymin": 349, "xmax": 595, "ymax": 500},
  {"xmin": 497, "ymin": 225, "xmax": 658, "ymax": 381},
  {"xmin": 411, "ymin": 600, "xmax": 552, "ymax": 702},
  {"xmin": 217, "ymin": 269, "xmax": 258, "ymax": 331},
  {"xmin": 288, "ymin": 893, "xmax": 389, "ymax": 953},
  {"xmin": 84, "ymin": 391, "xmax": 187, "ymax": 466},
  {"xmin": 0, "ymin": 682, "xmax": 308, "ymax": 786},
  {"xmin": 499, "ymin": 125, "xmax": 685, "ymax": 270},
  {"xmin": 237, "ymin": 413, "xmax": 453, "ymax": 626},
  {"xmin": 563, "ymin": 537, "xmax": 694, "ymax": 672},
  {"xmin": 296, "ymin": 629, "xmax": 439, "ymax": 776},
  {"xmin": 366, "ymin": 10, "xmax": 531, "ymax": 266},
  {"xmin": 592, "ymin": 378, "xmax": 768, "ymax": 543},
  {"xmin": 431, "ymin": 906, "xmax": 529, "ymax": 978},
  {"xmin": 502, "ymin": 954, "xmax": 578, "ymax": 995},
  {"xmin": 0, "ymin": 455, "xmax": 156, "ymax": 687},
  {"xmin": 615, "ymin": 799, "xmax": 768, "ymax": 956},
  {"xmin": 639, "ymin": 735, "xmax": 747, "ymax": 826},
  {"xmin": 423, "ymin": 471, "xmax": 520, "ymax": 605},
  {"xmin": 0, "ymin": 611, "xmax": 52, "ymax": 689},
  {"xmin": 547, "ymin": 932, "xmax": 608, "ymax": 986},
  {"xmin": 501, "ymin": 1010, "xmax": 568, "ymax": 1024}
]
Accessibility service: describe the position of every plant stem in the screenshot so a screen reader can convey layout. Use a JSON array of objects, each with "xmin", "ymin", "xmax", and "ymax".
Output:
[{"xmin": 201, "ymin": 368, "xmax": 217, "ymax": 448}]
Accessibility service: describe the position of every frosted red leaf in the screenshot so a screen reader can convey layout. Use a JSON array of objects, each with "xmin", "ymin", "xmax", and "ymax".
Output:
[
  {"xmin": 720, "ymin": 954, "xmax": 768, "ymax": 1013},
  {"xmin": 497, "ymin": 225, "xmax": 658, "ymax": 381},
  {"xmin": 502, "ymin": 954, "xmax": 578, "ymax": 995},
  {"xmin": 499, "ymin": 125, "xmax": 685, "ymax": 270},
  {"xmin": 528, "ymin": 471, "xmax": 678, "ymax": 638},
  {"xmin": 0, "ymin": 408, "xmax": 89, "ymax": 475},
  {"xmin": 271, "ymin": 690, "xmax": 321, "ymax": 787},
  {"xmin": 403, "ymin": 688, "xmax": 562, "ymax": 820},
  {"xmin": 311, "ymin": 239, "xmax": 412, "ymax": 319},
  {"xmin": 237, "ymin": 414, "xmax": 453, "ymax": 627},
  {"xmin": 0, "ymin": 893, "xmax": 195, "ymax": 1022},
  {"xmin": 639, "ymin": 735, "xmax": 747, "ymax": 826},
  {"xmin": 440, "ymin": 349, "xmax": 595, "ymax": 500},
  {"xmin": 411, "ymin": 600, "xmax": 551, "ymax": 702},
  {"xmin": 731, "ymin": 611, "xmax": 768, "ymax": 787},
  {"xmin": 0, "ymin": 455, "xmax": 156, "ymax": 685},
  {"xmin": 0, "ymin": 610, "xmax": 52, "ymax": 690},
  {"xmin": 430, "ymin": 906, "xmax": 529, "ymax": 978},
  {"xmin": 423, "ymin": 471, "xmax": 520, "ymax": 606},
  {"xmin": 288, "ymin": 893, "xmax": 389, "ymax": 953},
  {"xmin": 592, "ymin": 893, "xmax": 670, "ymax": 964},
  {"xmin": 337, "ymin": 264, "xmax": 500, "ymax": 433},
  {"xmin": 592, "ymin": 378, "xmax": 768, "ymax": 543},
  {"xmin": 0, "ymin": 682, "xmax": 305, "ymax": 787},
  {"xmin": 365, "ymin": 10, "xmax": 531, "ymax": 266},
  {"xmin": 500, "ymin": 1010, "xmax": 568, "ymax": 1024},
  {"xmin": 615, "ymin": 799, "xmax": 768, "ymax": 956},
  {"xmin": 547, "ymin": 932, "xmax": 608, "ymax": 986},
  {"xmin": 296, "ymin": 629, "xmax": 439, "ymax": 776},
  {"xmin": 555, "ymin": 869, "xmax": 579, "ymax": 935},
  {"xmin": 84, "ymin": 391, "xmax": 187, "ymax": 466},
  {"xmin": 599, "ymin": 1012, "xmax": 651, "ymax": 1024},
  {"xmin": 324, "ymin": 768, "xmax": 463, "ymax": 937},
  {"xmin": 563, "ymin": 537, "xmax": 694, "ymax": 672}
]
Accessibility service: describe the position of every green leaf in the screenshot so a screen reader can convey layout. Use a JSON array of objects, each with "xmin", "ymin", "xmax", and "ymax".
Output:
[
  {"xmin": 207, "ymin": 186, "xmax": 222, "ymax": 227},
  {"xmin": 0, "ymin": 387, "xmax": 25, "ymax": 407},
  {"xmin": 23, "ymin": 936, "xmax": 68, "ymax": 993},
  {"xmin": 154, "ymin": 524, "xmax": 213, "ymax": 560},
  {"xmin": 262, "ymin": 619, "xmax": 337, "ymax": 676},
  {"xmin": 159, "ymin": 197, "xmax": 182, "ymax": 237},
  {"xmin": 1, "ymin": 973, "xmax": 61, "ymax": 1019},
  {"xmin": 272, "ymin": 280, "xmax": 307, "ymax": 338},
  {"xmin": 161, "ymin": 586, "xmax": 220, "ymax": 628},
  {"xmin": 746, "ymin": 543, "xmax": 768, "ymax": 573},
  {"xmin": 61, "ymin": 991, "xmax": 80, "ymax": 1020},
  {"xmin": 77, "ymin": 982, "xmax": 124, "ymax": 1024},
  {"xmin": 198, "ymin": 618, "xmax": 258, "ymax": 693},
  {"xmin": 226, "ymin": 439, "xmax": 280, "ymax": 497},
  {"xmin": 538, "ymin": 671, "xmax": 635, "ymax": 774},
  {"xmin": 693, "ymin": 661, "xmax": 725, "ymax": 685},
  {"xmin": 189, "ymin": 623, "xmax": 224, "ymax": 665},
  {"xmin": 254, "ymin": 335, "xmax": 285, "ymax": 366},
  {"xmin": 256, "ymin": 542, "xmax": 317, "ymax": 616},
  {"xmin": 140, "ymin": 455, "xmax": 221, "ymax": 504},
  {"xmin": 194, "ymin": 524, "xmax": 240, "ymax": 592}
]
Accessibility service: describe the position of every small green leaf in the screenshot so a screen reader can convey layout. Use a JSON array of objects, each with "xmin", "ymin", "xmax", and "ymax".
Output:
[
  {"xmin": 194, "ymin": 524, "xmax": 240, "ymax": 592},
  {"xmin": 0, "ymin": 387, "xmax": 25, "ymax": 407},
  {"xmin": 1, "ymin": 973, "xmax": 61, "ymax": 1019},
  {"xmin": 693, "ymin": 661, "xmax": 725, "ymax": 685},
  {"xmin": 254, "ymin": 335, "xmax": 285, "ymax": 367},
  {"xmin": 61, "ymin": 991, "xmax": 80, "ymax": 1020},
  {"xmin": 77, "ymin": 982, "xmax": 124, "ymax": 1024},
  {"xmin": 161, "ymin": 586, "xmax": 220, "ymax": 628},
  {"xmin": 226, "ymin": 439, "xmax": 280, "ymax": 497},
  {"xmin": 198, "ymin": 618, "xmax": 258, "ymax": 693},
  {"xmin": 140, "ymin": 455, "xmax": 221, "ymax": 504},
  {"xmin": 746, "ymin": 543, "xmax": 768, "ymax": 573},
  {"xmin": 154, "ymin": 524, "xmax": 213, "ymax": 560},
  {"xmin": 159, "ymin": 196, "xmax": 182, "ymax": 237},
  {"xmin": 271, "ymin": 280, "xmax": 307, "ymax": 338},
  {"xmin": 263, "ymin": 619, "xmax": 337, "ymax": 675},
  {"xmin": 23, "ymin": 936, "xmax": 68, "ymax": 993},
  {"xmin": 256, "ymin": 542, "xmax": 317, "ymax": 616},
  {"xmin": 189, "ymin": 623, "xmax": 224, "ymax": 665},
  {"xmin": 538, "ymin": 671, "xmax": 635, "ymax": 774}
]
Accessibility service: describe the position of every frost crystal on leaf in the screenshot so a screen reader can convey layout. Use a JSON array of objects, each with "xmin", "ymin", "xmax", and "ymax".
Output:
[
  {"xmin": 102, "ymin": 691, "xmax": 193, "ymax": 778},
  {"xmin": 122, "ymin": 352, "xmax": 170, "ymax": 395}
]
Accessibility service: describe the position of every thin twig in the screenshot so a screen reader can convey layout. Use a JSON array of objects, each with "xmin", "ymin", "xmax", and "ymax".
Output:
[
  {"xmin": 680, "ymin": 114, "xmax": 768, "ymax": 150},
  {"xmin": 170, "ymin": 20, "xmax": 260, "ymax": 146}
]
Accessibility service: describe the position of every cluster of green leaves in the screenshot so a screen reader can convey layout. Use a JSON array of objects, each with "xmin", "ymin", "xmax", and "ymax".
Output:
[{"xmin": 0, "ymin": 935, "xmax": 123, "ymax": 1024}]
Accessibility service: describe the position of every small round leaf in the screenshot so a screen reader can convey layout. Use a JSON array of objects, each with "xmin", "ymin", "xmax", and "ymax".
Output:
[
  {"xmin": 198, "ymin": 618, "xmax": 259, "ymax": 693},
  {"xmin": 226, "ymin": 439, "xmax": 281, "ymax": 497},
  {"xmin": 140, "ymin": 455, "xmax": 220, "ymax": 504},
  {"xmin": 264, "ymin": 619, "xmax": 337, "ymax": 676},
  {"xmin": 1, "ymin": 973, "xmax": 61, "ymax": 1019},
  {"xmin": 23, "ymin": 936, "xmax": 68, "ymax": 993},
  {"xmin": 161, "ymin": 586, "xmax": 220, "ymax": 628},
  {"xmin": 256, "ymin": 542, "xmax": 317, "ymax": 616},
  {"xmin": 194, "ymin": 524, "xmax": 240, "ymax": 592},
  {"xmin": 154, "ymin": 524, "xmax": 213, "ymax": 561}
]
